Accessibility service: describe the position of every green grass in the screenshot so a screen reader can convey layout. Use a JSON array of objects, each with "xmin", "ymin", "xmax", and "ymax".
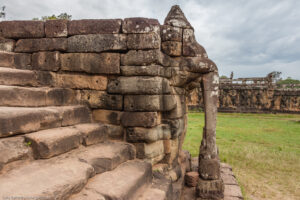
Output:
[{"xmin": 183, "ymin": 112, "xmax": 300, "ymax": 200}]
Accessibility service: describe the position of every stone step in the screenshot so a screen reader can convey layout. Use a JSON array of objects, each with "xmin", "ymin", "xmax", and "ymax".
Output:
[
  {"xmin": 69, "ymin": 141, "xmax": 136, "ymax": 174},
  {"xmin": 0, "ymin": 157, "xmax": 94, "ymax": 200},
  {"xmin": 0, "ymin": 141, "xmax": 136, "ymax": 200},
  {"xmin": 74, "ymin": 123, "xmax": 109, "ymax": 146},
  {"xmin": 25, "ymin": 123, "xmax": 124, "ymax": 159},
  {"xmin": 0, "ymin": 124, "xmax": 128, "ymax": 170},
  {"xmin": 25, "ymin": 126, "xmax": 83, "ymax": 159},
  {"xmin": 0, "ymin": 85, "xmax": 78, "ymax": 107},
  {"xmin": 0, "ymin": 136, "xmax": 32, "ymax": 171},
  {"xmin": 0, "ymin": 105, "xmax": 91, "ymax": 138},
  {"xmin": 0, "ymin": 67, "xmax": 39, "ymax": 87},
  {"xmin": 136, "ymin": 176, "xmax": 173, "ymax": 200},
  {"xmin": 137, "ymin": 188, "xmax": 168, "ymax": 200},
  {"xmin": 70, "ymin": 160, "xmax": 152, "ymax": 200}
]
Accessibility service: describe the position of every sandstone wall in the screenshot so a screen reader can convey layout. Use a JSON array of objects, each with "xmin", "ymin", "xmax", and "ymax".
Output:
[
  {"xmin": 0, "ymin": 12, "xmax": 217, "ymax": 172},
  {"xmin": 0, "ymin": 6, "xmax": 227, "ymax": 199},
  {"xmin": 188, "ymin": 85, "xmax": 300, "ymax": 113}
]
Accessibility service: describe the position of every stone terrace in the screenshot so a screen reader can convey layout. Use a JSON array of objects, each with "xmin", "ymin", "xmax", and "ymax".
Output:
[{"xmin": 0, "ymin": 5, "xmax": 232, "ymax": 200}]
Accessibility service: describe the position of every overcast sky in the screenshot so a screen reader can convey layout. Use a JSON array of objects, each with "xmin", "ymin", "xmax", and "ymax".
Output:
[{"xmin": 2, "ymin": 0, "xmax": 300, "ymax": 79}]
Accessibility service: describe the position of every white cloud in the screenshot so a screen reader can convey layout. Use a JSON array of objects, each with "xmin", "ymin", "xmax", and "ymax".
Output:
[{"xmin": 2, "ymin": 0, "xmax": 300, "ymax": 79}]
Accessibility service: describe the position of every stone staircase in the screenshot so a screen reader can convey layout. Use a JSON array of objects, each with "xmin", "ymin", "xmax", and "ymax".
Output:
[
  {"xmin": 0, "ymin": 63, "xmax": 173, "ymax": 200},
  {"xmin": 0, "ymin": 4, "xmax": 227, "ymax": 199}
]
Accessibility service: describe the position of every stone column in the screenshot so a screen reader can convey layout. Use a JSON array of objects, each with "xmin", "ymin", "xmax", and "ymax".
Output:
[{"xmin": 196, "ymin": 71, "xmax": 224, "ymax": 200}]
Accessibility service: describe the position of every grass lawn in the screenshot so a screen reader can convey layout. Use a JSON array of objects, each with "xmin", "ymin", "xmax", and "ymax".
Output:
[{"xmin": 183, "ymin": 112, "xmax": 300, "ymax": 200}]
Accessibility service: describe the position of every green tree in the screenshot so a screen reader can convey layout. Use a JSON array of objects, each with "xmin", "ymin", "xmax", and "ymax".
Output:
[
  {"xmin": 277, "ymin": 77, "xmax": 300, "ymax": 85},
  {"xmin": 33, "ymin": 12, "xmax": 72, "ymax": 21},
  {"xmin": 277, "ymin": 77, "xmax": 300, "ymax": 88},
  {"xmin": 220, "ymin": 75, "xmax": 228, "ymax": 79}
]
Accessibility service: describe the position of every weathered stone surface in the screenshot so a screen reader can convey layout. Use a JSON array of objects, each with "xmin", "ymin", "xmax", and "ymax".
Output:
[
  {"xmin": 123, "ymin": 18, "xmax": 160, "ymax": 33},
  {"xmin": 25, "ymin": 126, "xmax": 83, "ymax": 159},
  {"xmin": 0, "ymin": 68, "xmax": 38, "ymax": 86},
  {"xmin": 74, "ymin": 141, "xmax": 135, "ymax": 174},
  {"xmin": 0, "ymin": 21, "xmax": 45, "ymax": 38},
  {"xmin": 196, "ymin": 178, "xmax": 224, "ymax": 199},
  {"xmin": 0, "ymin": 157, "xmax": 94, "ymax": 200},
  {"xmin": 0, "ymin": 85, "xmax": 46, "ymax": 107},
  {"xmin": 168, "ymin": 166, "xmax": 182, "ymax": 183},
  {"xmin": 124, "ymin": 95, "xmax": 176, "ymax": 111},
  {"xmin": 120, "ymin": 65, "xmax": 172, "ymax": 77},
  {"xmin": 163, "ymin": 118, "xmax": 185, "ymax": 139},
  {"xmin": 121, "ymin": 49, "xmax": 177, "ymax": 67},
  {"xmin": 54, "ymin": 73, "xmax": 107, "ymax": 90},
  {"xmin": 70, "ymin": 190, "xmax": 105, "ymax": 200},
  {"xmin": 61, "ymin": 53, "xmax": 120, "ymax": 74},
  {"xmin": 171, "ymin": 86, "xmax": 185, "ymax": 95},
  {"xmin": 1, "ymin": 106, "xmax": 89, "ymax": 137},
  {"xmin": 183, "ymin": 29, "xmax": 207, "ymax": 57},
  {"xmin": 15, "ymin": 38, "xmax": 67, "ymax": 52},
  {"xmin": 0, "ymin": 136, "xmax": 31, "ymax": 167},
  {"xmin": 134, "ymin": 140, "xmax": 165, "ymax": 164},
  {"xmin": 221, "ymin": 173, "xmax": 238, "ymax": 185},
  {"xmin": 67, "ymin": 34, "xmax": 126, "ymax": 52},
  {"xmin": 36, "ymin": 71, "xmax": 56, "ymax": 86},
  {"xmin": 162, "ymin": 41, "xmax": 182, "ymax": 56},
  {"xmin": 163, "ymin": 140, "xmax": 172, "ymax": 155},
  {"xmin": 137, "ymin": 188, "xmax": 167, "ymax": 200},
  {"xmin": 74, "ymin": 123, "xmax": 108, "ymax": 146},
  {"xmin": 60, "ymin": 105, "xmax": 92, "ymax": 126},
  {"xmin": 45, "ymin": 20, "xmax": 68, "ymax": 37},
  {"xmin": 169, "ymin": 68, "xmax": 200, "ymax": 87},
  {"xmin": 45, "ymin": 88, "xmax": 79, "ymax": 106},
  {"xmin": 191, "ymin": 157, "xmax": 199, "ymax": 172},
  {"xmin": 224, "ymin": 196, "xmax": 243, "ymax": 200},
  {"xmin": 0, "ymin": 107, "xmax": 61, "ymax": 137},
  {"xmin": 164, "ymin": 95, "xmax": 186, "ymax": 119},
  {"xmin": 138, "ymin": 176, "xmax": 173, "ymax": 200},
  {"xmin": 71, "ymin": 160, "xmax": 151, "ymax": 200},
  {"xmin": 171, "ymin": 165, "xmax": 185, "ymax": 194},
  {"xmin": 162, "ymin": 138, "xmax": 179, "ymax": 165},
  {"xmin": 160, "ymin": 25, "xmax": 182, "ymax": 41},
  {"xmin": 108, "ymin": 76, "xmax": 171, "ymax": 94},
  {"xmin": 78, "ymin": 90, "xmax": 123, "ymax": 110},
  {"xmin": 93, "ymin": 109, "xmax": 123, "ymax": 125},
  {"xmin": 220, "ymin": 162, "xmax": 232, "ymax": 170},
  {"xmin": 104, "ymin": 124, "xmax": 124, "ymax": 140},
  {"xmin": 199, "ymin": 129, "xmax": 218, "ymax": 160},
  {"xmin": 182, "ymin": 186, "xmax": 197, "ymax": 200},
  {"xmin": 126, "ymin": 124, "xmax": 171, "ymax": 143},
  {"xmin": 32, "ymin": 51, "xmax": 61, "ymax": 71},
  {"xmin": 220, "ymin": 166, "xmax": 234, "ymax": 177},
  {"xmin": 163, "ymin": 118, "xmax": 186, "ymax": 139},
  {"xmin": 127, "ymin": 33, "xmax": 160, "ymax": 49},
  {"xmin": 121, "ymin": 112, "xmax": 161, "ymax": 127},
  {"xmin": 68, "ymin": 19, "xmax": 122, "ymax": 35},
  {"xmin": 199, "ymin": 158, "xmax": 221, "ymax": 180},
  {"xmin": 194, "ymin": 82, "xmax": 300, "ymax": 114},
  {"xmin": 0, "ymin": 52, "xmax": 31, "ymax": 69},
  {"xmin": 0, "ymin": 38, "xmax": 15, "ymax": 52},
  {"xmin": 164, "ymin": 5, "xmax": 193, "ymax": 29},
  {"xmin": 224, "ymin": 185, "xmax": 243, "ymax": 199},
  {"xmin": 181, "ymin": 150, "xmax": 192, "ymax": 172},
  {"xmin": 185, "ymin": 171, "xmax": 199, "ymax": 187},
  {"xmin": 180, "ymin": 57, "xmax": 218, "ymax": 75}
]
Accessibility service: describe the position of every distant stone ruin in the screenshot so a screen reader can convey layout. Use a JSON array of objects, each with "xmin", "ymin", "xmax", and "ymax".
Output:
[
  {"xmin": 0, "ymin": 5, "xmax": 229, "ymax": 200},
  {"xmin": 189, "ymin": 73, "xmax": 300, "ymax": 113}
]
